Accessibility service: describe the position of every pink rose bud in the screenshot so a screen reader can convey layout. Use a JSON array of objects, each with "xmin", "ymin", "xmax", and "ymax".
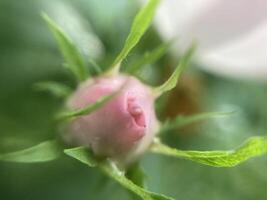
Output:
[{"xmin": 67, "ymin": 74, "xmax": 159, "ymax": 163}]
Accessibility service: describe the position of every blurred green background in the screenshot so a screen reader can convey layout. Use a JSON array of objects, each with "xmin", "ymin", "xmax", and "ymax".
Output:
[{"xmin": 1, "ymin": 0, "xmax": 267, "ymax": 200}]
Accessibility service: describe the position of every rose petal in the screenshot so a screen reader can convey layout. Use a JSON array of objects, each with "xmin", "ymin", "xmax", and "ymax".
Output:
[{"xmin": 67, "ymin": 75, "xmax": 158, "ymax": 162}]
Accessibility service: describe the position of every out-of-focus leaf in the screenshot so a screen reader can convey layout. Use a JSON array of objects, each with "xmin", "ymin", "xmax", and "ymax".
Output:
[
  {"xmin": 0, "ymin": 140, "xmax": 61, "ymax": 163},
  {"xmin": 34, "ymin": 81, "xmax": 72, "ymax": 98},
  {"xmin": 88, "ymin": 58, "xmax": 102, "ymax": 75},
  {"xmin": 150, "ymin": 137, "xmax": 267, "ymax": 167},
  {"xmin": 56, "ymin": 92, "xmax": 117, "ymax": 120},
  {"xmin": 161, "ymin": 111, "xmax": 234, "ymax": 133},
  {"xmin": 127, "ymin": 42, "xmax": 171, "ymax": 74},
  {"xmin": 108, "ymin": 0, "xmax": 160, "ymax": 74},
  {"xmin": 126, "ymin": 162, "xmax": 146, "ymax": 187},
  {"xmin": 153, "ymin": 44, "xmax": 195, "ymax": 97},
  {"xmin": 42, "ymin": 13, "xmax": 89, "ymax": 82},
  {"xmin": 64, "ymin": 147, "xmax": 174, "ymax": 200}
]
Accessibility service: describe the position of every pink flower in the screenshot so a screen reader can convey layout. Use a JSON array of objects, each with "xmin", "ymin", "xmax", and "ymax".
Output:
[{"xmin": 67, "ymin": 74, "xmax": 159, "ymax": 163}]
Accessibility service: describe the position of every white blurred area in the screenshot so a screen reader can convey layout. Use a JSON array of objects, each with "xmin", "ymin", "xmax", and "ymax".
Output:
[{"xmin": 148, "ymin": 0, "xmax": 267, "ymax": 80}]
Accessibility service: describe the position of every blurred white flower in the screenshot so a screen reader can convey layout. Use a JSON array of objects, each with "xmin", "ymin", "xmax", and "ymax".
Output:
[{"xmin": 150, "ymin": 0, "xmax": 267, "ymax": 80}]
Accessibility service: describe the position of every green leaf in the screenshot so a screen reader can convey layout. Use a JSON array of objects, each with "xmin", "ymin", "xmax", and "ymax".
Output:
[
  {"xmin": 64, "ymin": 147, "xmax": 97, "ymax": 167},
  {"xmin": 42, "ymin": 13, "xmax": 89, "ymax": 82},
  {"xmin": 56, "ymin": 92, "xmax": 117, "ymax": 120},
  {"xmin": 153, "ymin": 44, "xmax": 195, "ymax": 97},
  {"xmin": 64, "ymin": 147, "xmax": 174, "ymax": 200},
  {"xmin": 108, "ymin": 0, "xmax": 161, "ymax": 74},
  {"xmin": 34, "ymin": 81, "xmax": 72, "ymax": 98},
  {"xmin": 161, "ymin": 111, "xmax": 234, "ymax": 133},
  {"xmin": 127, "ymin": 42, "xmax": 171, "ymax": 74},
  {"xmin": 0, "ymin": 140, "xmax": 61, "ymax": 163},
  {"xmin": 150, "ymin": 137, "xmax": 267, "ymax": 167}
]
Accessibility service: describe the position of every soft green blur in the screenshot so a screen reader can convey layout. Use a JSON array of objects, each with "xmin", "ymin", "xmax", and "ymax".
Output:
[{"xmin": 1, "ymin": 0, "xmax": 267, "ymax": 200}]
